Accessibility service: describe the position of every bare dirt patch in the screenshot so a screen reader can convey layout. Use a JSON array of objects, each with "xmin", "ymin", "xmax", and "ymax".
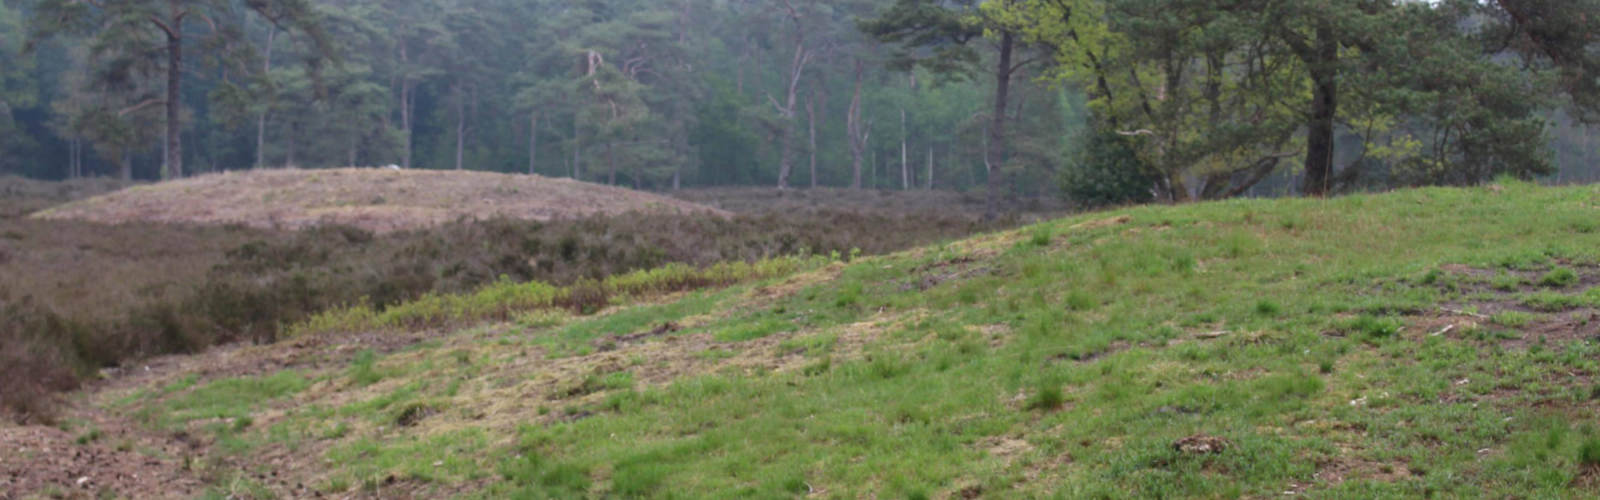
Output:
[
  {"xmin": 1417, "ymin": 264, "xmax": 1600, "ymax": 347},
  {"xmin": 0, "ymin": 414, "xmax": 204, "ymax": 500},
  {"xmin": 1313, "ymin": 456, "xmax": 1413, "ymax": 486},
  {"xmin": 33, "ymin": 168, "xmax": 725, "ymax": 233},
  {"xmin": 901, "ymin": 255, "xmax": 997, "ymax": 292}
]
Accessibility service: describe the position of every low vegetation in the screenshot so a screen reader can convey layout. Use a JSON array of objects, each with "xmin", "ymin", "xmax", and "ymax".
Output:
[
  {"xmin": 0, "ymin": 175, "xmax": 131, "ymax": 219},
  {"xmin": 288, "ymin": 257, "xmax": 816, "ymax": 337},
  {"xmin": 36, "ymin": 181, "xmax": 1600, "ymax": 499},
  {"xmin": 671, "ymin": 187, "xmax": 1072, "ymax": 219},
  {"xmin": 1, "ymin": 180, "xmax": 1031, "ymax": 422}
]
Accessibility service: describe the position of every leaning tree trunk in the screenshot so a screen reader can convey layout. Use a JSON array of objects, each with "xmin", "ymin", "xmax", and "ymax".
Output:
[
  {"xmin": 775, "ymin": 1, "xmax": 811, "ymax": 191},
  {"xmin": 984, "ymin": 30, "xmax": 1016, "ymax": 220},
  {"xmin": 776, "ymin": 38, "xmax": 807, "ymax": 190},
  {"xmin": 161, "ymin": 2, "xmax": 184, "ymax": 181}
]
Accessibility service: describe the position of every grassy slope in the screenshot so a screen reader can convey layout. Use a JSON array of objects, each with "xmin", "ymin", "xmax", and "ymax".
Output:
[{"xmin": 104, "ymin": 183, "xmax": 1600, "ymax": 499}]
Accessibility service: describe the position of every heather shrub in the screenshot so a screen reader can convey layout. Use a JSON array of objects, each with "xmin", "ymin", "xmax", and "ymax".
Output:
[{"xmin": 0, "ymin": 199, "xmax": 1030, "ymax": 422}]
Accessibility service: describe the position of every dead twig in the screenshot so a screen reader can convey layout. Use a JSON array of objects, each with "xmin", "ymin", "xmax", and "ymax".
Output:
[{"xmin": 1440, "ymin": 307, "xmax": 1489, "ymax": 319}]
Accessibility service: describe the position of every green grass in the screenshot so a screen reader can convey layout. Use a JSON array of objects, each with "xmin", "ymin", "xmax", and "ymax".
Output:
[
  {"xmin": 103, "ymin": 182, "xmax": 1600, "ymax": 499},
  {"xmin": 153, "ymin": 371, "xmax": 310, "ymax": 427}
]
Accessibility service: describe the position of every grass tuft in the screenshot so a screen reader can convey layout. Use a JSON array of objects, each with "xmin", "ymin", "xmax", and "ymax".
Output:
[
  {"xmin": 1581, "ymin": 437, "xmax": 1600, "ymax": 467},
  {"xmin": 1538, "ymin": 267, "xmax": 1580, "ymax": 288},
  {"xmin": 1026, "ymin": 381, "xmax": 1066, "ymax": 411}
]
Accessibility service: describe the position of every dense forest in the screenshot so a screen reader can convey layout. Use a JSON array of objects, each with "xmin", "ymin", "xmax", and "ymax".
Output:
[{"xmin": 3, "ymin": 0, "xmax": 1600, "ymax": 212}]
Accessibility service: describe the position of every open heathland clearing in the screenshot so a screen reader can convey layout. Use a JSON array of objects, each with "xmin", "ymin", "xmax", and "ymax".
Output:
[
  {"xmin": 0, "ymin": 177, "xmax": 1029, "ymax": 426},
  {"xmin": 30, "ymin": 168, "xmax": 723, "ymax": 233},
  {"xmin": 7, "ymin": 182, "xmax": 1600, "ymax": 499}
]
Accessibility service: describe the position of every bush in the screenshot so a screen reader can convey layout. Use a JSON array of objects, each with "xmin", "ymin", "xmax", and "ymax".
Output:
[
  {"xmin": 0, "ymin": 305, "xmax": 81, "ymax": 423},
  {"xmin": 1058, "ymin": 130, "xmax": 1158, "ymax": 208}
]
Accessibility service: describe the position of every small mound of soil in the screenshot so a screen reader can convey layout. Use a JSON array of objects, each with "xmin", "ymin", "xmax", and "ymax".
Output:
[{"xmin": 32, "ymin": 168, "xmax": 725, "ymax": 233}]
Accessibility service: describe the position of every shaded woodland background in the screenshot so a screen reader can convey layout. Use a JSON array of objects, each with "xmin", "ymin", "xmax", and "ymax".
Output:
[{"xmin": 4, "ymin": 0, "xmax": 1600, "ymax": 209}]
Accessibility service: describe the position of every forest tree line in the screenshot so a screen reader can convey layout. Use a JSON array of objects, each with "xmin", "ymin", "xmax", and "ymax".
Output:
[{"xmin": 2, "ymin": 0, "xmax": 1600, "ymax": 214}]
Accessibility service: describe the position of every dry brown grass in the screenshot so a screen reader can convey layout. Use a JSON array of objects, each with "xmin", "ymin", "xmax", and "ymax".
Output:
[{"xmin": 32, "ymin": 168, "xmax": 725, "ymax": 233}]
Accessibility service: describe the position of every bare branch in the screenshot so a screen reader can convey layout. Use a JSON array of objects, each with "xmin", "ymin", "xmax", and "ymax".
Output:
[
  {"xmin": 149, "ymin": 15, "xmax": 179, "ymax": 40},
  {"xmin": 117, "ymin": 98, "xmax": 165, "ymax": 117}
]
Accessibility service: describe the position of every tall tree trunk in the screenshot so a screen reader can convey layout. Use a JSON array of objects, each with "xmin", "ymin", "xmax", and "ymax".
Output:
[
  {"xmin": 847, "ymin": 59, "xmax": 866, "ymax": 189},
  {"xmin": 397, "ymin": 39, "xmax": 414, "ymax": 169},
  {"xmin": 807, "ymin": 94, "xmax": 817, "ymax": 188},
  {"xmin": 399, "ymin": 80, "xmax": 414, "ymax": 168},
  {"xmin": 572, "ymin": 116, "xmax": 581, "ymax": 180},
  {"xmin": 900, "ymin": 108, "xmax": 909, "ymax": 190},
  {"xmin": 736, "ymin": 36, "xmax": 750, "ymax": 97},
  {"xmin": 1301, "ymin": 26, "xmax": 1338, "ymax": 196},
  {"xmin": 926, "ymin": 146, "xmax": 934, "ymax": 190},
  {"xmin": 285, "ymin": 122, "xmax": 297, "ymax": 168},
  {"xmin": 606, "ymin": 143, "xmax": 616, "ymax": 185},
  {"xmin": 256, "ymin": 28, "xmax": 276, "ymax": 170},
  {"xmin": 347, "ymin": 132, "xmax": 358, "ymax": 167},
  {"xmin": 162, "ymin": 2, "xmax": 183, "ymax": 181},
  {"xmin": 528, "ymin": 112, "xmax": 539, "ymax": 175},
  {"xmin": 69, "ymin": 138, "xmax": 80, "ymax": 178},
  {"xmin": 454, "ymin": 84, "xmax": 467, "ymax": 170},
  {"xmin": 984, "ymin": 30, "xmax": 1016, "ymax": 220},
  {"xmin": 119, "ymin": 152, "xmax": 132, "ymax": 182}
]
